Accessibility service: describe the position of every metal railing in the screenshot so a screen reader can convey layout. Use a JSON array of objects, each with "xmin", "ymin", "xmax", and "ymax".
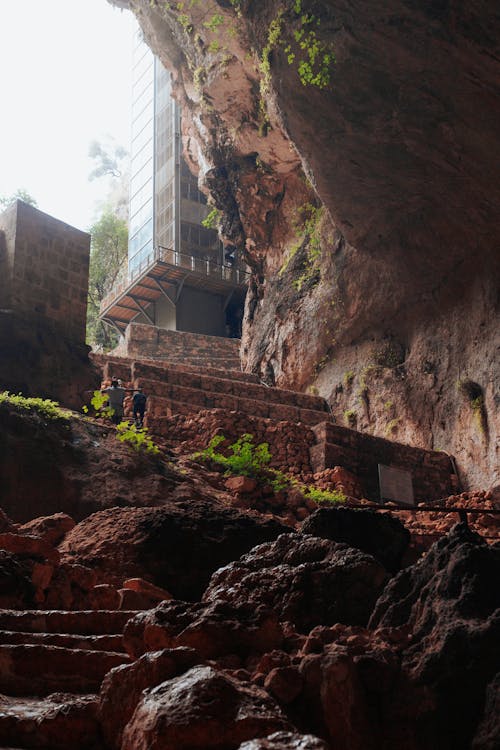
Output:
[{"xmin": 100, "ymin": 245, "xmax": 249, "ymax": 313}]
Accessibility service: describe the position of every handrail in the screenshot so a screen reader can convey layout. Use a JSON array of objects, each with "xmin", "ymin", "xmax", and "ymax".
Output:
[{"xmin": 100, "ymin": 245, "xmax": 249, "ymax": 312}]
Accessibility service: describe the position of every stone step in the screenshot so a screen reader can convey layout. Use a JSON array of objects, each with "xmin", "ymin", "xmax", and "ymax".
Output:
[
  {"xmin": 0, "ymin": 610, "xmax": 136, "ymax": 636},
  {"xmin": 0, "ymin": 630, "xmax": 124, "ymax": 653},
  {"xmin": 123, "ymin": 325, "xmax": 243, "ymax": 369},
  {"xmin": 0, "ymin": 693, "xmax": 102, "ymax": 750},
  {"xmin": 93, "ymin": 353, "xmax": 260, "ymax": 386},
  {"xmin": 0, "ymin": 644, "xmax": 130, "ymax": 696},
  {"xmin": 145, "ymin": 393, "xmax": 331, "ymax": 427},
  {"xmin": 133, "ymin": 367, "xmax": 328, "ymax": 412},
  {"xmin": 131, "ymin": 358, "xmax": 259, "ymax": 384}
]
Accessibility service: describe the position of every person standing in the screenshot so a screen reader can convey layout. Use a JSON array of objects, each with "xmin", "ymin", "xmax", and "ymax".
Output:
[
  {"xmin": 132, "ymin": 388, "xmax": 147, "ymax": 427},
  {"xmin": 101, "ymin": 379, "xmax": 127, "ymax": 425}
]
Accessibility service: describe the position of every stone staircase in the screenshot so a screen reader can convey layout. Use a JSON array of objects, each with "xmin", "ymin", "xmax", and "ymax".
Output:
[
  {"xmin": 0, "ymin": 609, "xmax": 134, "ymax": 749},
  {"xmin": 92, "ymin": 353, "xmax": 333, "ymax": 429},
  {"xmin": 114, "ymin": 324, "xmax": 243, "ymax": 372},
  {"xmin": 91, "ymin": 329, "xmax": 454, "ymax": 502}
]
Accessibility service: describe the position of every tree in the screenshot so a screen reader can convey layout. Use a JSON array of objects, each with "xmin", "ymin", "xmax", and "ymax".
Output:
[
  {"xmin": 0, "ymin": 189, "xmax": 37, "ymax": 209},
  {"xmin": 86, "ymin": 211, "xmax": 128, "ymax": 350},
  {"xmin": 88, "ymin": 138, "xmax": 128, "ymax": 180}
]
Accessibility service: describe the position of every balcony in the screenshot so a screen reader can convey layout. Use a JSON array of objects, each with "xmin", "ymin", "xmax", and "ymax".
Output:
[{"xmin": 99, "ymin": 245, "xmax": 249, "ymax": 334}]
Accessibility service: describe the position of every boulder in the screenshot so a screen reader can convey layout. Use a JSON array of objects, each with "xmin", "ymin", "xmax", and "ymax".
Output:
[
  {"xmin": 0, "ymin": 532, "xmax": 60, "ymax": 565},
  {"xmin": 0, "ymin": 506, "xmax": 16, "ymax": 533},
  {"xmin": 60, "ymin": 503, "xmax": 289, "ymax": 600},
  {"xmin": 86, "ymin": 584, "xmax": 121, "ymax": 610},
  {"xmin": 99, "ymin": 647, "xmax": 198, "ymax": 750},
  {"xmin": 120, "ymin": 665, "xmax": 291, "ymax": 750},
  {"xmin": 0, "ymin": 549, "xmax": 34, "ymax": 608},
  {"xmin": 472, "ymin": 672, "xmax": 500, "ymax": 750},
  {"xmin": 238, "ymin": 732, "xmax": 329, "ymax": 749},
  {"xmin": 18, "ymin": 512, "xmax": 76, "ymax": 546},
  {"xmin": 122, "ymin": 577, "xmax": 173, "ymax": 602},
  {"xmin": 203, "ymin": 533, "xmax": 388, "ymax": 631},
  {"xmin": 370, "ymin": 523, "xmax": 500, "ymax": 750},
  {"xmin": 124, "ymin": 599, "xmax": 284, "ymax": 660},
  {"xmin": 301, "ymin": 506, "xmax": 410, "ymax": 573}
]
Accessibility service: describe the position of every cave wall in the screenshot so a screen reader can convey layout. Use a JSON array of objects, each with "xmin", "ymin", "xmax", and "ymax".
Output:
[{"xmin": 109, "ymin": 1, "xmax": 499, "ymax": 489}]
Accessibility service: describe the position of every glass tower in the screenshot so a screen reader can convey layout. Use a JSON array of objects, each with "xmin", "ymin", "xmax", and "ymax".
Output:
[{"xmin": 99, "ymin": 29, "xmax": 246, "ymax": 339}]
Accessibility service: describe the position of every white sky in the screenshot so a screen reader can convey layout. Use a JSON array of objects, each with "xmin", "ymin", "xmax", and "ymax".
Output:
[{"xmin": 0, "ymin": 0, "xmax": 134, "ymax": 231}]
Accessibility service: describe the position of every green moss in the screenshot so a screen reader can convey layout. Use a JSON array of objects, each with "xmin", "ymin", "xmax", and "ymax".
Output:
[
  {"xmin": 458, "ymin": 380, "xmax": 488, "ymax": 436},
  {"xmin": 385, "ymin": 418, "xmax": 400, "ymax": 436},
  {"xmin": 344, "ymin": 409, "xmax": 357, "ymax": 428},
  {"xmin": 201, "ymin": 206, "xmax": 222, "ymax": 229},
  {"xmin": 0, "ymin": 391, "xmax": 70, "ymax": 421},
  {"xmin": 116, "ymin": 421, "xmax": 160, "ymax": 455},
  {"xmin": 343, "ymin": 371, "xmax": 355, "ymax": 388}
]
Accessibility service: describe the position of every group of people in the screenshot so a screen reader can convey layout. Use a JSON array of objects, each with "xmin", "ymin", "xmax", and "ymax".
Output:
[{"xmin": 101, "ymin": 379, "xmax": 147, "ymax": 427}]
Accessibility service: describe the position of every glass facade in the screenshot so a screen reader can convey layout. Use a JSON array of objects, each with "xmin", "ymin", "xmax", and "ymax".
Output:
[{"xmin": 129, "ymin": 32, "xmax": 155, "ymax": 274}]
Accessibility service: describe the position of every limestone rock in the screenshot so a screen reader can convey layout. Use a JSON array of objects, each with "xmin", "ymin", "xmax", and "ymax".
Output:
[
  {"xmin": 60, "ymin": 504, "xmax": 288, "ymax": 600},
  {"xmin": 203, "ymin": 533, "xmax": 389, "ymax": 631},
  {"xmin": 121, "ymin": 665, "xmax": 291, "ymax": 750},
  {"xmin": 301, "ymin": 506, "xmax": 410, "ymax": 573}
]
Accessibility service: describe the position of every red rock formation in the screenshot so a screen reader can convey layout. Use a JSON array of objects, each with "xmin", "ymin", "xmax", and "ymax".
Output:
[
  {"xmin": 120, "ymin": 665, "xmax": 291, "ymax": 750},
  {"xmin": 59, "ymin": 503, "xmax": 289, "ymax": 600},
  {"xmin": 203, "ymin": 533, "xmax": 389, "ymax": 631},
  {"xmin": 370, "ymin": 523, "xmax": 500, "ymax": 750}
]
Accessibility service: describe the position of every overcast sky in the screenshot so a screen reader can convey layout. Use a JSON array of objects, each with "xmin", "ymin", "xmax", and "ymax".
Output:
[{"xmin": 0, "ymin": 0, "xmax": 134, "ymax": 231}]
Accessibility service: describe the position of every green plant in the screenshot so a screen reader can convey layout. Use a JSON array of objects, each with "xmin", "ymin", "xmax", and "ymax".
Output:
[
  {"xmin": 116, "ymin": 421, "xmax": 160, "ymax": 455},
  {"xmin": 457, "ymin": 379, "xmax": 488, "ymax": 436},
  {"xmin": 194, "ymin": 433, "xmax": 272, "ymax": 477},
  {"xmin": 301, "ymin": 486, "xmax": 346, "ymax": 505},
  {"xmin": 202, "ymin": 206, "xmax": 222, "ymax": 229},
  {"xmin": 0, "ymin": 391, "xmax": 69, "ymax": 421},
  {"xmin": 208, "ymin": 39, "xmax": 222, "ymax": 53},
  {"xmin": 385, "ymin": 418, "xmax": 400, "ymax": 436},
  {"xmin": 280, "ymin": 203, "xmax": 324, "ymax": 291},
  {"xmin": 204, "ymin": 12, "xmax": 225, "ymax": 32},
  {"xmin": 82, "ymin": 390, "xmax": 114, "ymax": 419},
  {"xmin": 193, "ymin": 66, "xmax": 206, "ymax": 92},
  {"xmin": 194, "ymin": 433, "xmax": 347, "ymax": 502},
  {"xmin": 344, "ymin": 409, "xmax": 357, "ymax": 428},
  {"xmin": 178, "ymin": 13, "xmax": 193, "ymax": 32}
]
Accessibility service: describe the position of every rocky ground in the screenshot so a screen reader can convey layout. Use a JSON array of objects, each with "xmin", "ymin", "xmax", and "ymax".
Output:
[{"xmin": 0, "ymin": 402, "xmax": 498, "ymax": 749}]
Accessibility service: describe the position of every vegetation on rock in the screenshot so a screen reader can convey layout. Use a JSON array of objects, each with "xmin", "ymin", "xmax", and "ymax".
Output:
[{"xmin": 0, "ymin": 391, "xmax": 69, "ymax": 421}]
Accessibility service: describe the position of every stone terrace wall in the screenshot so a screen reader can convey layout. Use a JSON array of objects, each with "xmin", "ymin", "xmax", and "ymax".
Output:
[
  {"xmin": 311, "ymin": 423, "xmax": 455, "ymax": 502},
  {"xmin": 149, "ymin": 409, "xmax": 316, "ymax": 476},
  {"xmin": 115, "ymin": 323, "xmax": 241, "ymax": 369},
  {"xmin": 0, "ymin": 201, "xmax": 90, "ymax": 342}
]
